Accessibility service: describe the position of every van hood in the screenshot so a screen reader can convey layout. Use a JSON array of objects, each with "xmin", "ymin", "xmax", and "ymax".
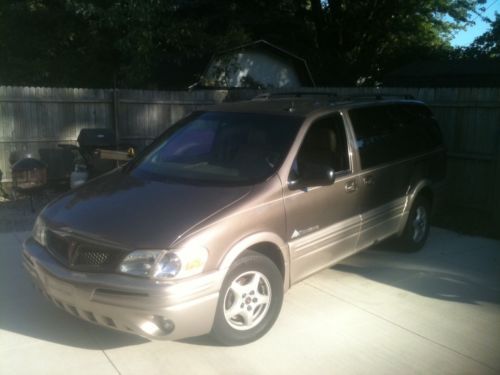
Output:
[{"xmin": 42, "ymin": 170, "xmax": 252, "ymax": 249}]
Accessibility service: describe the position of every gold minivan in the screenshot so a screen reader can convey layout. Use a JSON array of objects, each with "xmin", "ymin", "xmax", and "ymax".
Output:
[{"xmin": 23, "ymin": 94, "xmax": 446, "ymax": 345}]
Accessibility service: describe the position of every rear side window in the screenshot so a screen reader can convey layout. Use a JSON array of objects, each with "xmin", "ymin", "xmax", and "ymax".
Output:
[{"xmin": 349, "ymin": 104, "xmax": 442, "ymax": 169}]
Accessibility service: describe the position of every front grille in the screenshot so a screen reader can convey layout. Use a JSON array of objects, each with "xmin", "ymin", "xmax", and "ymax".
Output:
[
  {"xmin": 75, "ymin": 246, "xmax": 113, "ymax": 266},
  {"xmin": 45, "ymin": 230, "xmax": 125, "ymax": 272},
  {"xmin": 46, "ymin": 230, "xmax": 70, "ymax": 262}
]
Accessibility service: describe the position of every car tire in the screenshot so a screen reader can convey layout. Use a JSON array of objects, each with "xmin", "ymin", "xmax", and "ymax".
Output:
[
  {"xmin": 210, "ymin": 250, "xmax": 283, "ymax": 346},
  {"xmin": 399, "ymin": 196, "xmax": 431, "ymax": 252}
]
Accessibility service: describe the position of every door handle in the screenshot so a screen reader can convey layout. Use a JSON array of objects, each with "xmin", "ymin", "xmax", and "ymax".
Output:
[
  {"xmin": 363, "ymin": 175, "xmax": 375, "ymax": 185},
  {"xmin": 345, "ymin": 180, "xmax": 357, "ymax": 193}
]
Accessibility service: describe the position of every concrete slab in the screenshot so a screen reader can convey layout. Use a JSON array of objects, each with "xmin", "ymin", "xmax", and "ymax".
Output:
[
  {"xmin": 102, "ymin": 282, "xmax": 496, "ymax": 375},
  {"xmin": 307, "ymin": 228, "xmax": 500, "ymax": 369},
  {"xmin": 0, "ymin": 229, "xmax": 140, "ymax": 375},
  {"xmin": 1, "ymin": 227, "xmax": 499, "ymax": 374}
]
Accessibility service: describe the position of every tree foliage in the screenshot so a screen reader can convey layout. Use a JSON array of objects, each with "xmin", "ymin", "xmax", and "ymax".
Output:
[
  {"xmin": 459, "ymin": 12, "xmax": 500, "ymax": 58},
  {"xmin": 0, "ymin": 0, "xmax": 490, "ymax": 87}
]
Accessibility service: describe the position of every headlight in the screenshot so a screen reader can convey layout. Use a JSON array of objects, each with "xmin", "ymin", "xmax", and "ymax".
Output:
[
  {"xmin": 118, "ymin": 246, "xmax": 208, "ymax": 280},
  {"xmin": 118, "ymin": 250, "xmax": 162, "ymax": 277},
  {"xmin": 152, "ymin": 252, "xmax": 182, "ymax": 279},
  {"xmin": 33, "ymin": 216, "xmax": 47, "ymax": 246}
]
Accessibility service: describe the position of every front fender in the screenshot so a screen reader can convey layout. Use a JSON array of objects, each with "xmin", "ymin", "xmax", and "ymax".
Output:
[{"xmin": 218, "ymin": 232, "xmax": 291, "ymax": 291}]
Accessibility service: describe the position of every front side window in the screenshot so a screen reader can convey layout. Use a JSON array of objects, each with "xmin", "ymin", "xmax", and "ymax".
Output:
[
  {"xmin": 130, "ymin": 111, "xmax": 302, "ymax": 185},
  {"xmin": 289, "ymin": 113, "xmax": 350, "ymax": 181}
]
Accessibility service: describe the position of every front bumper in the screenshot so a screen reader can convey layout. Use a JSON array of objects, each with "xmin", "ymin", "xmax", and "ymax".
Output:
[{"xmin": 23, "ymin": 237, "xmax": 223, "ymax": 340}]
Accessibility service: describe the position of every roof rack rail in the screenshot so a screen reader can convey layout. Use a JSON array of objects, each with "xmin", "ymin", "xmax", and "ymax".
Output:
[
  {"xmin": 339, "ymin": 93, "xmax": 415, "ymax": 101},
  {"xmin": 253, "ymin": 91, "xmax": 338, "ymax": 101},
  {"xmin": 253, "ymin": 91, "xmax": 415, "ymax": 102}
]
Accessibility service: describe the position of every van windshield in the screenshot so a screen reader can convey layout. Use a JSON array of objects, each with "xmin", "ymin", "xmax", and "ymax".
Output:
[{"xmin": 130, "ymin": 111, "xmax": 302, "ymax": 185}]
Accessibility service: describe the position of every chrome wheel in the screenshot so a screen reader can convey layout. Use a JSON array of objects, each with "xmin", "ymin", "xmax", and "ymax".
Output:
[
  {"xmin": 399, "ymin": 196, "xmax": 431, "ymax": 252},
  {"xmin": 223, "ymin": 271, "xmax": 272, "ymax": 331},
  {"xmin": 211, "ymin": 251, "xmax": 283, "ymax": 345},
  {"xmin": 412, "ymin": 206, "xmax": 428, "ymax": 243}
]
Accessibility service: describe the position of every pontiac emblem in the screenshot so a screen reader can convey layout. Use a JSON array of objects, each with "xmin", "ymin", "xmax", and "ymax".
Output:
[{"xmin": 67, "ymin": 242, "xmax": 79, "ymax": 266}]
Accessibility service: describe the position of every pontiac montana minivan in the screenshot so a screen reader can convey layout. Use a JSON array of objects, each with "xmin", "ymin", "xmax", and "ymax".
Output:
[{"xmin": 23, "ymin": 93, "xmax": 446, "ymax": 345}]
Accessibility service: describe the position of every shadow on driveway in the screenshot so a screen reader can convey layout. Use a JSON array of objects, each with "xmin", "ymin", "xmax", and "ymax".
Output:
[
  {"xmin": 0, "ymin": 232, "xmax": 147, "ymax": 350},
  {"xmin": 1, "ymin": 292, "xmax": 148, "ymax": 349},
  {"xmin": 331, "ymin": 234, "xmax": 500, "ymax": 306},
  {"xmin": 333, "ymin": 263, "xmax": 500, "ymax": 305}
]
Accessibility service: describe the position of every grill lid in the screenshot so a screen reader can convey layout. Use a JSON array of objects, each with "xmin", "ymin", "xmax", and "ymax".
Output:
[
  {"xmin": 12, "ymin": 157, "xmax": 47, "ymax": 173},
  {"xmin": 77, "ymin": 128, "xmax": 116, "ymax": 149}
]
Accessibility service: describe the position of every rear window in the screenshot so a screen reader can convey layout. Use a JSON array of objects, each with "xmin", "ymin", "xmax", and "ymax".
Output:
[{"xmin": 349, "ymin": 103, "xmax": 442, "ymax": 169}]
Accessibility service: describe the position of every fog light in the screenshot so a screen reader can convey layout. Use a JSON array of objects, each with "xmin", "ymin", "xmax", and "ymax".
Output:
[{"xmin": 156, "ymin": 317, "xmax": 175, "ymax": 335}]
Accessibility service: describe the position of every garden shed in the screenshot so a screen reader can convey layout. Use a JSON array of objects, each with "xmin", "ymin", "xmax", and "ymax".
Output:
[{"xmin": 200, "ymin": 40, "xmax": 315, "ymax": 89}]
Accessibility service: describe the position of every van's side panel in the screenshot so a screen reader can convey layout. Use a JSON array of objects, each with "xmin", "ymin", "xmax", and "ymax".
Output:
[
  {"xmin": 283, "ymin": 112, "xmax": 362, "ymax": 284},
  {"xmin": 285, "ymin": 177, "xmax": 362, "ymax": 284},
  {"xmin": 345, "ymin": 102, "xmax": 445, "ymax": 249}
]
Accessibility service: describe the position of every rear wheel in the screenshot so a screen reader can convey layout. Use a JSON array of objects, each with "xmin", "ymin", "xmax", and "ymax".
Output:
[
  {"xmin": 211, "ymin": 251, "xmax": 283, "ymax": 345},
  {"xmin": 399, "ymin": 196, "xmax": 431, "ymax": 252}
]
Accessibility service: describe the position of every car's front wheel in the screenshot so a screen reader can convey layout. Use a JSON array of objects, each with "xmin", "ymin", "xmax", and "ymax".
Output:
[{"xmin": 211, "ymin": 251, "xmax": 283, "ymax": 345}]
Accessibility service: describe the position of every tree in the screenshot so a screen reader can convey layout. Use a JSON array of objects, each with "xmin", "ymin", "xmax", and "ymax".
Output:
[
  {"xmin": 0, "ymin": 0, "xmax": 490, "ymax": 88},
  {"xmin": 0, "ymin": 0, "xmax": 252, "ymax": 87},
  {"xmin": 304, "ymin": 0, "xmax": 487, "ymax": 84},
  {"xmin": 460, "ymin": 12, "xmax": 500, "ymax": 58}
]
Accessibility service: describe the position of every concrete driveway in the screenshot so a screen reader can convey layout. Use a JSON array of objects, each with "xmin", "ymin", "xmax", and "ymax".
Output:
[{"xmin": 1, "ymin": 228, "xmax": 499, "ymax": 375}]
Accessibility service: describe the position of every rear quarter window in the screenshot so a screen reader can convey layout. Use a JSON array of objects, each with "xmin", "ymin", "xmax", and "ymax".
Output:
[{"xmin": 349, "ymin": 103, "xmax": 442, "ymax": 169}]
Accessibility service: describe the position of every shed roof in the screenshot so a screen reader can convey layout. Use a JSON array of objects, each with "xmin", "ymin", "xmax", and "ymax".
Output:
[{"xmin": 200, "ymin": 40, "xmax": 315, "ymax": 88}]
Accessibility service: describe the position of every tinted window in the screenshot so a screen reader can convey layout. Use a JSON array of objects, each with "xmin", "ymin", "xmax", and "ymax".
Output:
[
  {"xmin": 290, "ymin": 113, "xmax": 350, "ymax": 180},
  {"xmin": 389, "ymin": 105, "xmax": 443, "ymax": 154},
  {"xmin": 349, "ymin": 104, "xmax": 442, "ymax": 169},
  {"xmin": 130, "ymin": 111, "xmax": 302, "ymax": 185}
]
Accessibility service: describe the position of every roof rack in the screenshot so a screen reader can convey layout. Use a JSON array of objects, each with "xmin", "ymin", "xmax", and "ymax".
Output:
[
  {"xmin": 253, "ymin": 91, "xmax": 414, "ymax": 101},
  {"xmin": 339, "ymin": 93, "xmax": 415, "ymax": 101},
  {"xmin": 252, "ymin": 92, "xmax": 338, "ymax": 101}
]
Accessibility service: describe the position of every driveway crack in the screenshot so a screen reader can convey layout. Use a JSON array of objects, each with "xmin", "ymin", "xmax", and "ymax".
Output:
[{"xmin": 102, "ymin": 350, "xmax": 122, "ymax": 375}]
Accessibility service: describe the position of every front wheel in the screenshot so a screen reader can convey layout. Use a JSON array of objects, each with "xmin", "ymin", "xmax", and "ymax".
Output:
[
  {"xmin": 399, "ymin": 196, "xmax": 431, "ymax": 252},
  {"xmin": 211, "ymin": 251, "xmax": 283, "ymax": 345}
]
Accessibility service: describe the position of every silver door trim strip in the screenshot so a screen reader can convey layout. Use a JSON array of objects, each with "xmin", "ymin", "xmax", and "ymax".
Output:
[
  {"xmin": 361, "ymin": 196, "xmax": 408, "ymax": 231},
  {"xmin": 290, "ymin": 214, "xmax": 361, "ymax": 254}
]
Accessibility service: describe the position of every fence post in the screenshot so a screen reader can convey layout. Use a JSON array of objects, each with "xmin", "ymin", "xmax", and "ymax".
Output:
[
  {"xmin": 494, "ymin": 126, "xmax": 500, "ymax": 229},
  {"xmin": 111, "ymin": 83, "xmax": 121, "ymax": 169},
  {"xmin": 112, "ymin": 87, "xmax": 120, "ymax": 150}
]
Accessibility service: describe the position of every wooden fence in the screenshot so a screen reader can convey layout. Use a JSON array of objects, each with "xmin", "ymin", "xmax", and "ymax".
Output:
[
  {"xmin": 0, "ymin": 87, "xmax": 230, "ymax": 182},
  {"xmin": 1, "ymin": 86, "xmax": 499, "ymax": 225}
]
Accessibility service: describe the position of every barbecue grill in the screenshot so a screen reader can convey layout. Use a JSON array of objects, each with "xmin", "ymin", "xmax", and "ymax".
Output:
[
  {"xmin": 11, "ymin": 156, "xmax": 48, "ymax": 211},
  {"xmin": 12, "ymin": 157, "xmax": 47, "ymax": 192},
  {"xmin": 76, "ymin": 128, "xmax": 117, "ymax": 176},
  {"xmin": 0, "ymin": 168, "xmax": 8, "ymax": 198},
  {"xmin": 59, "ymin": 128, "xmax": 118, "ymax": 188}
]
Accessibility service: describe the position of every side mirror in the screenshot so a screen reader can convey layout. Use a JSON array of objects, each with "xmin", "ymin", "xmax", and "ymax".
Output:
[{"xmin": 288, "ymin": 162, "xmax": 335, "ymax": 190}]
